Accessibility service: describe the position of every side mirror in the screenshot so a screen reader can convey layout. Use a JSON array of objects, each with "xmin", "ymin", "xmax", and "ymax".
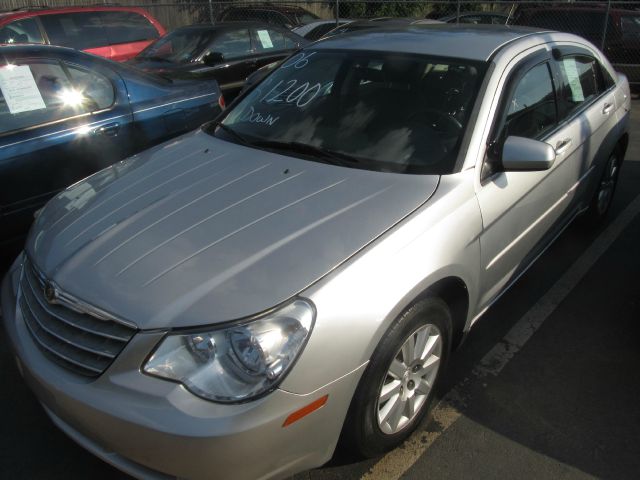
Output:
[
  {"xmin": 203, "ymin": 51, "xmax": 224, "ymax": 66},
  {"xmin": 502, "ymin": 136, "xmax": 556, "ymax": 171}
]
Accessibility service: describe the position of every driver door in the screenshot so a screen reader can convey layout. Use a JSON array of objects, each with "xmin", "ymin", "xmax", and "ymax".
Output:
[{"xmin": 476, "ymin": 52, "xmax": 584, "ymax": 309}]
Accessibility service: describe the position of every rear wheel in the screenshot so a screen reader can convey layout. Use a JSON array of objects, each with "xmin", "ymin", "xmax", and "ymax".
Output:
[
  {"xmin": 343, "ymin": 297, "xmax": 451, "ymax": 457},
  {"xmin": 583, "ymin": 150, "xmax": 621, "ymax": 225}
]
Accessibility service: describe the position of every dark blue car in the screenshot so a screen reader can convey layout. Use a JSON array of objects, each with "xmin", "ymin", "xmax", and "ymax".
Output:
[{"xmin": 0, "ymin": 44, "xmax": 223, "ymax": 259}]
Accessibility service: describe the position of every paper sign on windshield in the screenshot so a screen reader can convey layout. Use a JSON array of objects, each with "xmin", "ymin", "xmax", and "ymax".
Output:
[
  {"xmin": 0, "ymin": 65, "xmax": 46, "ymax": 114},
  {"xmin": 562, "ymin": 58, "xmax": 585, "ymax": 103},
  {"xmin": 257, "ymin": 30, "xmax": 274, "ymax": 49}
]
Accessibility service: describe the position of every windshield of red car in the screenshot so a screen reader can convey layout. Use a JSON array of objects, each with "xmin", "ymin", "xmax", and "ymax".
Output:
[{"xmin": 210, "ymin": 50, "xmax": 487, "ymax": 174}]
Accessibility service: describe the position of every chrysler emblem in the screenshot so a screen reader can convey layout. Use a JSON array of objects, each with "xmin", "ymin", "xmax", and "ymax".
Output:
[{"xmin": 43, "ymin": 282, "xmax": 58, "ymax": 304}]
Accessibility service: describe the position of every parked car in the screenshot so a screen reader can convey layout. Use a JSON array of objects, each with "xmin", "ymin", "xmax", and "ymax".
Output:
[
  {"xmin": 0, "ymin": 6, "xmax": 165, "ymax": 62},
  {"xmin": 0, "ymin": 44, "xmax": 222, "ymax": 258},
  {"xmin": 293, "ymin": 19, "xmax": 352, "ymax": 41},
  {"xmin": 512, "ymin": 5, "xmax": 640, "ymax": 89},
  {"xmin": 218, "ymin": 4, "xmax": 319, "ymax": 29},
  {"xmin": 438, "ymin": 11, "xmax": 508, "ymax": 24},
  {"xmin": 130, "ymin": 22, "xmax": 307, "ymax": 99},
  {"xmin": 2, "ymin": 25, "xmax": 629, "ymax": 480}
]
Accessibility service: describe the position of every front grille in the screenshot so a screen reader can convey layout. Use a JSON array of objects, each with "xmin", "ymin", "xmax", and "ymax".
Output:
[{"xmin": 18, "ymin": 258, "xmax": 137, "ymax": 377}]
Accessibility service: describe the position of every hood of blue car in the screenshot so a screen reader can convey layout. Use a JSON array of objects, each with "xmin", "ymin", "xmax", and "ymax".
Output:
[{"xmin": 27, "ymin": 129, "xmax": 439, "ymax": 329}]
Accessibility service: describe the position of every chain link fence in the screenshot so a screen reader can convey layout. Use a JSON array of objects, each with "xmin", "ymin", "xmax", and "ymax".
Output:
[{"xmin": 3, "ymin": 1, "xmax": 640, "ymax": 80}]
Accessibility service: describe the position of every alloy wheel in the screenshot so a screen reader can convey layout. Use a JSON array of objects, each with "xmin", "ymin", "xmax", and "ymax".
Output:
[{"xmin": 376, "ymin": 323, "xmax": 443, "ymax": 435}]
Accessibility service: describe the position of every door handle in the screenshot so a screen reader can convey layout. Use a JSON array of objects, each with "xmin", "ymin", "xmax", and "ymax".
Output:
[
  {"xmin": 602, "ymin": 103, "xmax": 614, "ymax": 115},
  {"xmin": 94, "ymin": 122, "xmax": 119, "ymax": 137},
  {"xmin": 555, "ymin": 138, "xmax": 573, "ymax": 155}
]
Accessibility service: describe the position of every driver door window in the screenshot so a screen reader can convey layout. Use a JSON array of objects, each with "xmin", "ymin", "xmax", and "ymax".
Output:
[
  {"xmin": 483, "ymin": 61, "xmax": 557, "ymax": 180},
  {"xmin": 503, "ymin": 62, "xmax": 557, "ymax": 140}
]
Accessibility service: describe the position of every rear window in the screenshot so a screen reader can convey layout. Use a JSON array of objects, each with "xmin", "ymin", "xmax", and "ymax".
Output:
[
  {"xmin": 40, "ymin": 10, "xmax": 159, "ymax": 50},
  {"xmin": 40, "ymin": 12, "xmax": 108, "ymax": 49},
  {"xmin": 101, "ymin": 11, "xmax": 160, "ymax": 44}
]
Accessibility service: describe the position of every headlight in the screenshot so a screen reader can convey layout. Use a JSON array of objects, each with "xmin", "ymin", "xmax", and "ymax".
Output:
[{"xmin": 143, "ymin": 299, "xmax": 314, "ymax": 403}]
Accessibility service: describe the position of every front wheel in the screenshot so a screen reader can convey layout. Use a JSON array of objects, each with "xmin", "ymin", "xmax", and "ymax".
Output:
[{"xmin": 343, "ymin": 297, "xmax": 451, "ymax": 457}]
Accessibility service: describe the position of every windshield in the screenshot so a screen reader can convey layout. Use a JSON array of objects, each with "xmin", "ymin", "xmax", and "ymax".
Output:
[
  {"xmin": 209, "ymin": 50, "xmax": 486, "ymax": 174},
  {"xmin": 138, "ymin": 29, "xmax": 214, "ymax": 64},
  {"xmin": 295, "ymin": 11, "xmax": 320, "ymax": 24}
]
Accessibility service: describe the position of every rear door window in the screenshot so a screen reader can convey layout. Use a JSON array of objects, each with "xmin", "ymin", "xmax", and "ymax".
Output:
[
  {"xmin": 212, "ymin": 29, "xmax": 252, "ymax": 59},
  {"xmin": 100, "ymin": 11, "xmax": 160, "ymax": 44},
  {"xmin": 0, "ymin": 18, "xmax": 45, "ymax": 44},
  {"xmin": 40, "ymin": 12, "xmax": 108, "ymax": 50},
  {"xmin": 252, "ymin": 28, "xmax": 287, "ymax": 51},
  {"xmin": 0, "ymin": 61, "xmax": 113, "ymax": 134},
  {"xmin": 556, "ymin": 55, "xmax": 605, "ymax": 119}
]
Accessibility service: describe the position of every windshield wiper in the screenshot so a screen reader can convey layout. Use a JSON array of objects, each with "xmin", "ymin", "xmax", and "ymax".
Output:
[
  {"xmin": 250, "ymin": 140, "xmax": 360, "ymax": 167},
  {"xmin": 211, "ymin": 121, "xmax": 250, "ymax": 145}
]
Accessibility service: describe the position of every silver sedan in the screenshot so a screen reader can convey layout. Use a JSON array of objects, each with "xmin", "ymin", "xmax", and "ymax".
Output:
[{"xmin": 1, "ymin": 25, "xmax": 630, "ymax": 479}]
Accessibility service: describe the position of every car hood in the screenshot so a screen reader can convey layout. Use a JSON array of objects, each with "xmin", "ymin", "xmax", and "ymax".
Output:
[{"xmin": 28, "ymin": 130, "xmax": 439, "ymax": 329}]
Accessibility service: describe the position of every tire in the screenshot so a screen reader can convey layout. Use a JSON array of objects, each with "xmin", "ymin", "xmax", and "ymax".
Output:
[
  {"xmin": 343, "ymin": 297, "xmax": 451, "ymax": 458},
  {"xmin": 582, "ymin": 150, "xmax": 622, "ymax": 226}
]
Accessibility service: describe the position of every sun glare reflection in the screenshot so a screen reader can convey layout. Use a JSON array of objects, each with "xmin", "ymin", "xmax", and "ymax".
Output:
[{"xmin": 59, "ymin": 88, "xmax": 85, "ymax": 107}]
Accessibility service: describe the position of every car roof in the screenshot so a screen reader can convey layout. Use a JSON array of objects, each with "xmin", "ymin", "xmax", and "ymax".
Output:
[
  {"xmin": 174, "ymin": 21, "xmax": 290, "ymax": 30},
  {"xmin": 314, "ymin": 24, "xmax": 550, "ymax": 61},
  {"xmin": 0, "ymin": 6, "xmax": 156, "ymax": 23}
]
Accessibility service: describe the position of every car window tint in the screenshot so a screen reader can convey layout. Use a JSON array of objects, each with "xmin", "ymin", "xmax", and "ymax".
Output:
[
  {"xmin": 503, "ymin": 62, "xmax": 557, "ymax": 139},
  {"xmin": 0, "ymin": 61, "xmax": 90, "ymax": 134},
  {"xmin": 100, "ymin": 11, "xmax": 159, "ymax": 44},
  {"xmin": 218, "ymin": 51, "xmax": 487, "ymax": 174},
  {"xmin": 214, "ymin": 29, "xmax": 251, "ymax": 59},
  {"xmin": 252, "ymin": 28, "xmax": 286, "ymax": 51},
  {"xmin": 556, "ymin": 55, "xmax": 602, "ymax": 118},
  {"xmin": 40, "ymin": 12, "xmax": 108, "ymax": 50},
  {"xmin": 0, "ymin": 18, "xmax": 45, "ymax": 44},
  {"xmin": 66, "ymin": 64, "xmax": 114, "ymax": 111}
]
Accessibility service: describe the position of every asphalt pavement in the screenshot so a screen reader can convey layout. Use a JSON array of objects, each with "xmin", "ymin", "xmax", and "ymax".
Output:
[{"xmin": 1, "ymin": 105, "xmax": 639, "ymax": 480}]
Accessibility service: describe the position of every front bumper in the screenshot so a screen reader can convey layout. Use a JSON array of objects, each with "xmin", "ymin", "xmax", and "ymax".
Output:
[{"xmin": 1, "ymin": 271, "xmax": 364, "ymax": 480}]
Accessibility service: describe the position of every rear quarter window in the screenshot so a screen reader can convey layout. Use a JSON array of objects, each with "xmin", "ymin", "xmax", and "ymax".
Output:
[{"xmin": 100, "ymin": 11, "xmax": 160, "ymax": 44}]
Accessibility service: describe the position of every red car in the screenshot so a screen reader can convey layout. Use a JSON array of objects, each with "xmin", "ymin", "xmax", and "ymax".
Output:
[{"xmin": 0, "ymin": 6, "xmax": 165, "ymax": 62}]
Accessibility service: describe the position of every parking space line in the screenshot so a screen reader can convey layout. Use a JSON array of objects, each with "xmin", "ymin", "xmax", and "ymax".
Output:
[{"xmin": 362, "ymin": 194, "xmax": 640, "ymax": 480}]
